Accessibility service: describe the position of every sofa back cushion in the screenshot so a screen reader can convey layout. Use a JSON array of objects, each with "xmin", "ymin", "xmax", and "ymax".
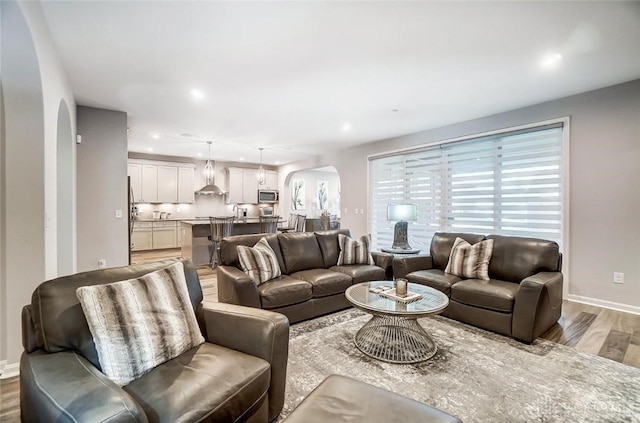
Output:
[
  {"xmin": 219, "ymin": 233, "xmax": 285, "ymax": 271},
  {"xmin": 430, "ymin": 232, "xmax": 486, "ymax": 270},
  {"xmin": 487, "ymin": 235, "xmax": 561, "ymax": 283},
  {"xmin": 29, "ymin": 259, "xmax": 202, "ymax": 369},
  {"xmin": 278, "ymin": 232, "xmax": 325, "ymax": 273},
  {"xmin": 315, "ymin": 229, "xmax": 351, "ymax": 268}
]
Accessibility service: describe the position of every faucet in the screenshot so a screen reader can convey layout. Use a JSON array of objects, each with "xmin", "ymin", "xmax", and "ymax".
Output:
[{"xmin": 232, "ymin": 204, "xmax": 239, "ymax": 218}]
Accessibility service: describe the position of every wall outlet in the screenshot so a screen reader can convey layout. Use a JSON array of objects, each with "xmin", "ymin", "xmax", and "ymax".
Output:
[
  {"xmin": 344, "ymin": 208, "xmax": 348, "ymax": 214},
  {"xmin": 360, "ymin": 208, "xmax": 364, "ymax": 214},
  {"xmin": 98, "ymin": 259, "xmax": 107, "ymax": 269},
  {"xmin": 115, "ymin": 209, "xmax": 123, "ymax": 218},
  {"xmin": 354, "ymin": 208, "xmax": 359, "ymax": 214},
  {"xmin": 613, "ymin": 272, "xmax": 624, "ymax": 284}
]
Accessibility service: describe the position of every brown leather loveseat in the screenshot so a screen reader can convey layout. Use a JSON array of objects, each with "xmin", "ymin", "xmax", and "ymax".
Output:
[
  {"xmin": 393, "ymin": 232, "xmax": 563, "ymax": 343},
  {"xmin": 217, "ymin": 229, "xmax": 393, "ymax": 323},
  {"xmin": 20, "ymin": 259, "xmax": 289, "ymax": 422}
]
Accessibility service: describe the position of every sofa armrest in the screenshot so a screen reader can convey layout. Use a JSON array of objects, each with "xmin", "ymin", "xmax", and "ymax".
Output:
[
  {"xmin": 216, "ymin": 265, "xmax": 262, "ymax": 308},
  {"xmin": 202, "ymin": 302, "xmax": 289, "ymax": 422},
  {"xmin": 20, "ymin": 350, "xmax": 147, "ymax": 422},
  {"xmin": 371, "ymin": 251, "xmax": 394, "ymax": 280},
  {"xmin": 512, "ymin": 272, "xmax": 563, "ymax": 343},
  {"xmin": 392, "ymin": 255, "xmax": 433, "ymax": 278}
]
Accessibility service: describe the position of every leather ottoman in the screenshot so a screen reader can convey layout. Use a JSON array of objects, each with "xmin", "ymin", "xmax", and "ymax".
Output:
[{"xmin": 282, "ymin": 374, "xmax": 462, "ymax": 422}]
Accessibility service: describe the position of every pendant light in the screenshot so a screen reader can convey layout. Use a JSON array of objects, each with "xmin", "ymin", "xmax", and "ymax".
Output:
[
  {"xmin": 203, "ymin": 141, "xmax": 215, "ymax": 183},
  {"xmin": 196, "ymin": 141, "xmax": 227, "ymax": 195},
  {"xmin": 257, "ymin": 147, "xmax": 266, "ymax": 185}
]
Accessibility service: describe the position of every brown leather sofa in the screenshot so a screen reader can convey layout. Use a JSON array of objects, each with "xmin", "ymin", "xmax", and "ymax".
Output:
[
  {"xmin": 393, "ymin": 232, "xmax": 563, "ymax": 343},
  {"xmin": 20, "ymin": 259, "xmax": 289, "ymax": 423},
  {"xmin": 217, "ymin": 229, "xmax": 393, "ymax": 324}
]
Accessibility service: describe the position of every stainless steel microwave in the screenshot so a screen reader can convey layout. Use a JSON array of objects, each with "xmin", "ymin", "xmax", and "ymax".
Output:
[{"xmin": 258, "ymin": 189, "xmax": 279, "ymax": 203}]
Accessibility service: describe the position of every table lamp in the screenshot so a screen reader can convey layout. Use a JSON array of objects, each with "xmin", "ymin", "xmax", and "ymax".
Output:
[{"xmin": 381, "ymin": 204, "xmax": 420, "ymax": 254}]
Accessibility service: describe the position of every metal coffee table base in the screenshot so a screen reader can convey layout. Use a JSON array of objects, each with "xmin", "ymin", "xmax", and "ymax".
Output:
[{"xmin": 354, "ymin": 315, "xmax": 437, "ymax": 364}]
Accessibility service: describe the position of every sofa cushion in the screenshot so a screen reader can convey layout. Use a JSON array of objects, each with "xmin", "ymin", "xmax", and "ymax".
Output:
[
  {"xmin": 220, "ymin": 233, "xmax": 285, "ymax": 272},
  {"xmin": 431, "ymin": 232, "xmax": 486, "ymax": 270},
  {"xmin": 76, "ymin": 262, "xmax": 205, "ymax": 386},
  {"xmin": 337, "ymin": 234, "xmax": 374, "ymax": 265},
  {"xmin": 445, "ymin": 237, "xmax": 494, "ymax": 280},
  {"xmin": 278, "ymin": 232, "xmax": 325, "ymax": 273},
  {"xmin": 406, "ymin": 269, "xmax": 461, "ymax": 297},
  {"xmin": 258, "ymin": 276, "xmax": 313, "ymax": 309},
  {"xmin": 237, "ymin": 237, "xmax": 282, "ymax": 284},
  {"xmin": 124, "ymin": 342, "xmax": 270, "ymax": 423},
  {"xmin": 450, "ymin": 279, "xmax": 519, "ymax": 313},
  {"xmin": 330, "ymin": 265, "xmax": 385, "ymax": 284},
  {"xmin": 315, "ymin": 229, "xmax": 351, "ymax": 268},
  {"xmin": 290, "ymin": 269, "xmax": 353, "ymax": 298},
  {"xmin": 487, "ymin": 235, "xmax": 561, "ymax": 283}
]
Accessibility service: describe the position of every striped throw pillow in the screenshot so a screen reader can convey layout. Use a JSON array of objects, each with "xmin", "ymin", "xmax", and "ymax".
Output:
[
  {"xmin": 337, "ymin": 234, "xmax": 375, "ymax": 265},
  {"xmin": 76, "ymin": 261, "xmax": 204, "ymax": 386},
  {"xmin": 237, "ymin": 237, "xmax": 282, "ymax": 284},
  {"xmin": 444, "ymin": 237, "xmax": 494, "ymax": 280}
]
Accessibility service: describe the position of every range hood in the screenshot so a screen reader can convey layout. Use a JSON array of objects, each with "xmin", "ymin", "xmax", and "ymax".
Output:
[{"xmin": 196, "ymin": 183, "xmax": 226, "ymax": 196}]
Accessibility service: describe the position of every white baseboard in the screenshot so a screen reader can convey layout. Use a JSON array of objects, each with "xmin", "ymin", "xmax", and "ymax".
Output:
[
  {"xmin": 567, "ymin": 294, "xmax": 640, "ymax": 315},
  {"xmin": 0, "ymin": 361, "xmax": 19, "ymax": 379}
]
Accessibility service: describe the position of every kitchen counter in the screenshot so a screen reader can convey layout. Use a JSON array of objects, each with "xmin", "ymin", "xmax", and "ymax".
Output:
[{"xmin": 180, "ymin": 218, "xmax": 284, "ymax": 266}]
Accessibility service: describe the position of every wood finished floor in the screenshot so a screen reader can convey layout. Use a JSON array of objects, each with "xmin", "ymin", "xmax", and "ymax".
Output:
[{"xmin": 2, "ymin": 248, "xmax": 639, "ymax": 421}]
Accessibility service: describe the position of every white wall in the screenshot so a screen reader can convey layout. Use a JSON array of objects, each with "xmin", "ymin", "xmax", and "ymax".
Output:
[
  {"xmin": 76, "ymin": 106, "xmax": 128, "ymax": 272},
  {"xmin": 283, "ymin": 80, "xmax": 640, "ymax": 311},
  {"xmin": 0, "ymin": 0, "xmax": 76, "ymax": 372}
]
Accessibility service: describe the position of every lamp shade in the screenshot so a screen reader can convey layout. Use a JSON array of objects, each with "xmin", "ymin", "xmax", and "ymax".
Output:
[{"xmin": 387, "ymin": 204, "xmax": 417, "ymax": 222}]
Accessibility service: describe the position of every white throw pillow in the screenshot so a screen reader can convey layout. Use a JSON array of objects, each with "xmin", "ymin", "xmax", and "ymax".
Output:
[
  {"xmin": 76, "ymin": 261, "xmax": 204, "ymax": 386},
  {"xmin": 337, "ymin": 234, "xmax": 375, "ymax": 265},
  {"xmin": 237, "ymin": 237, "xmax": 282, "ymax": 284},
  {"xmin": 444, "ymin": 237, "xmax": 494, "ymax": 280}
]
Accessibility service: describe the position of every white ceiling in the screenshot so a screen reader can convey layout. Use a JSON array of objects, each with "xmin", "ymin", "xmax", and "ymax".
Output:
[{"xmin": 40, "ymin": 1, "xmax": 640, "ymax": 166}]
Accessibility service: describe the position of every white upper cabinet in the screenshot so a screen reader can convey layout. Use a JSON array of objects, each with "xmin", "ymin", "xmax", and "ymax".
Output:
[
  {"xmin": 157, "ymin": 165, "xmax": 178, "ymax": 203},
  {"xmin": 264, "ymin": 170, "xmax": 278, "ymax": 190},
  {"xmin": 178, "ymin": 167, "xmax": 195, "ymax": 203},
  {"xmin": 141, "ymin": 165, "xmax": 158, "ymax": 203},
  {"xmin": 128, "ymin": 159, "xmax": 195, "ymax": 204},
  {"xmin": 226, "ymin": 167, "xmax": 270, "ymax": 204},
  {"xmin": 128, "ymin": 163, "xmax": 142, "ymax": 202}
]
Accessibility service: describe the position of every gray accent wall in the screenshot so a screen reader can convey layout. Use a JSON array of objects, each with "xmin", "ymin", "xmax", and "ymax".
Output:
[
  {"xmin": 76, "ymin": 106, "xmax": 129, "ymax": 272},
  {"xmin": 282, "ymin": 79, "xmax": 640, "ymax": 310}
]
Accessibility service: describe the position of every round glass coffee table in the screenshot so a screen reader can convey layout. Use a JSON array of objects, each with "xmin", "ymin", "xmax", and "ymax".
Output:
[{"xmin": 345, "ymin": 281, "xmax": 449, "ymax": 364}]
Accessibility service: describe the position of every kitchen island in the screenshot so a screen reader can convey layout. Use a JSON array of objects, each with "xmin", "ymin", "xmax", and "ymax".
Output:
[{"xmin": 180, "ymin": 218, "xmax": 279, "ymax": 266}]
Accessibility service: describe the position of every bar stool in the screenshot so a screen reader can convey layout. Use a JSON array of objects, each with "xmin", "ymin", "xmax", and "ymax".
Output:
[
  {"xmin": 277, "ymin": 213, "xmax": 298, "ymax": 233},
  {"xmin": 208, "ymin": 216, "xmax": 235, "ymax": 268},
  {"xmin": 260, "ymin": 215, "xmax": 280, "ymax": 234},
  {"xmin": 294, "ymin": 214, "xmax": 306, "ymax": 232}
]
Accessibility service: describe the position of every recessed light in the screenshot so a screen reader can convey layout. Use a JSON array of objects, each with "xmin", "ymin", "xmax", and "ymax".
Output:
[
  {"xmin": 342, "ymin": 122, "xmax": 352, "ymax": 131},
  {"xmin": 275, "ymin": 161, "xmax": 281, "ymax": 165},
  {"xmin": 392, "ymin": 109, "xmax": 399, "ymax": 112},
  {"xmin": 540, "ymin": 53, "xmax": 563, "ymax": 69},
  {"xmin": 150, "ymin": 133, "xmax": 160, "ymax": 139},
  {"xmin": 147, "ymin": 148, "xmax": 153, "ymax": 152},
  {"xmin": 190, "ymin": 89, "xmax": 205, "ymax": 100},
  {"xmin": 197, "ymin": 153, "xmax": 202, "ymax": 157},
  {"xmin": 239, "ymin": 157, "xmax": 244, "ymax": 161}
]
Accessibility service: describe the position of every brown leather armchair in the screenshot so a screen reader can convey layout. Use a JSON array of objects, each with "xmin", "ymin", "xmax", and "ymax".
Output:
[{"xmin": 20, "ymin": 259, "xmax": 289, "ymax": 422}]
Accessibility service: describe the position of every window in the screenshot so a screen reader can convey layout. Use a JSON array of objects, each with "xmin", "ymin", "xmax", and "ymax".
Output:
[{"xmin": 369, "ymin": 122, "xmax": 565, "ymax": 252}]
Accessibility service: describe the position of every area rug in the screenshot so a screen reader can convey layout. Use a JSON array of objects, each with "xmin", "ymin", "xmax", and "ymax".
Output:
[{"xmin": 279, "ymin": 309, "xmax": 640, "ymax": 422}]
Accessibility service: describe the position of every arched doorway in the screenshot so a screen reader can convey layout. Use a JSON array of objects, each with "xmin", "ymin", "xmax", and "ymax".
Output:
[
  {"xmin": 56, "ymin": 99, "xmax": 75, "ymax": 276},
  {"xmin": 283, "ymin": 166, "xmax": 341, "ymax": 231}
]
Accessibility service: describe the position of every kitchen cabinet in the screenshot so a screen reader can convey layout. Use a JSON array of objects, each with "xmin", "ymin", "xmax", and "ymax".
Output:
[
  {"xmin": 264, "ymin": 170, "xmax": 278, "ymax": 190},
  {"xmin": 157, "ymin": 165, "xmax": 178, "ymax": 203},
  {"xmin": 178, "ymin": 167, "xmax": 195, "ymax": 203},
  {"xmin": 128, "ymin": 159, "xmax": 196, "ymax": 204},
  {"xmin": 152, "ymin": 221, "xmax": 177, "ymax": 249},
  {"xmin": 128, "ymin": 163, "xmax": 142, "ymax": 202},
  {"xmin": 131, "ymin": 221, "xmax": 153, "ymax": 251},
  {"xmin": 226, "ymin": 167, "xmax": 263, "ymax": 204},
  {"xmin": 141, "ymin": 165, "xmax": 158, "ymax": 203}
]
